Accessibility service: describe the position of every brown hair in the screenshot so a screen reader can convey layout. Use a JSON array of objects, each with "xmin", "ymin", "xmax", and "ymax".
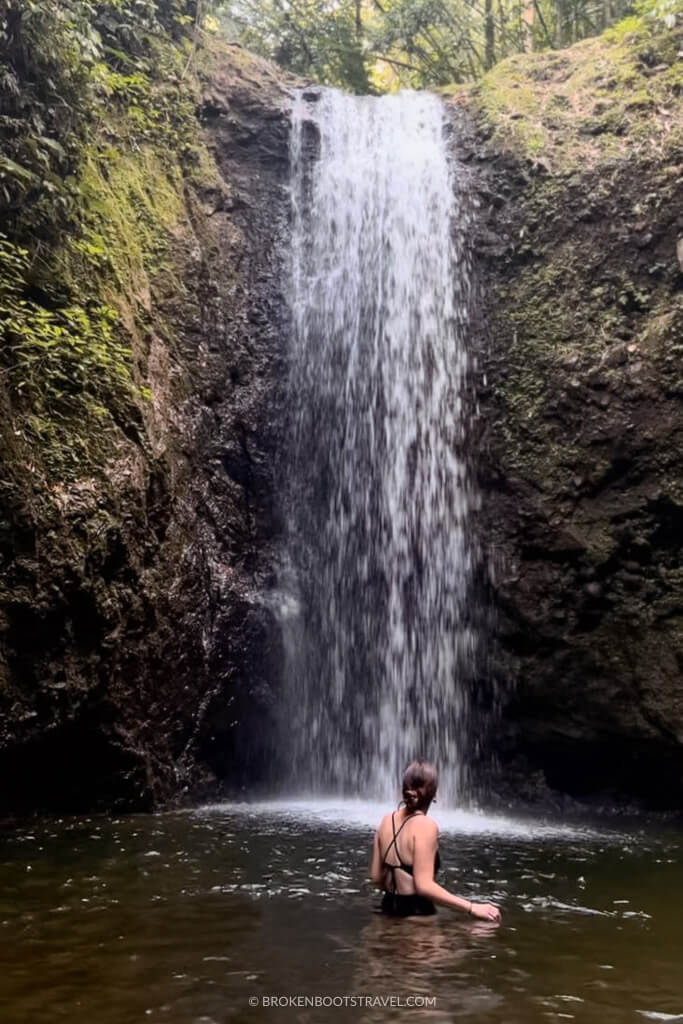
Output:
[{"xmin": 402, "ymin": 760, "xmax": 438, "ymax": 813}]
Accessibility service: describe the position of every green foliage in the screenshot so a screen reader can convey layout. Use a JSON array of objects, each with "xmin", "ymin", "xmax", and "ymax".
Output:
[
  {"xmin": 95, "ymin": 0, "xmax": 196, "ymax": 57},
  {"xmin": 0, "ymin": 0, "xmax": 101, "ymax": 240},
  {"xmin": 220, "ymin": 0, "xmax": 371, "ymax": 92},
  {"xmin": 636, "ymin": 0, "xmax": 683, "ymax": 23},
  {"xmin": 0, "ymin": 1, "xmax": 213, "ymax": 474},
  {"xmin": 94, "ymin": 58, "xmax": 199, "ymax": 155},
  {"xmin": 217, "ymin": 0, "xmax": 682, "ymax": 91},
  {"xmin": 0, "ymin": 234, "xmax": 134, "ymax": 420},
  {"xmin": 0, "ymin": 1, "xmax": 207, "ymax": 242},
  {"xmin": 364, "ymin": 0, "xmax": 486, "ymax": 85}
]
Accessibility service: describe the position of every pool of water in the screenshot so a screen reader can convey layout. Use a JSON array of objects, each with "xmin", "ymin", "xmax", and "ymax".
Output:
[{"xmin": 1, "ymin": 799, "xmax": 681, "ymax": 1022}]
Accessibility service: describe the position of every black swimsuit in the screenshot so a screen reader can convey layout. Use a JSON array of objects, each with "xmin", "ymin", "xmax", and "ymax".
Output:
[{"xmin": 380, "ymin": 810, "xmax": 440, "ymax": 917}]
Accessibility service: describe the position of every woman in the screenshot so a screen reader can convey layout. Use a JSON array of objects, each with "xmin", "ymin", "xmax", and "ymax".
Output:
[{"xmin": 369, "ymin": 760, "xmax": 501, "ymax": 921}]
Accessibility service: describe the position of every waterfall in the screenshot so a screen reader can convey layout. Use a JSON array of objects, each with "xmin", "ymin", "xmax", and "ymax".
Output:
[{"xmin": 281, "ymin": 88, "xmax": 480, "ymax": 806}]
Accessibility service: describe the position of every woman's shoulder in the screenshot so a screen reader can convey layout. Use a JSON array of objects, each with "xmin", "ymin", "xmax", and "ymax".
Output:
[
  {"xmin": 376, "ymin": 810, "xmax": 395, "ymax": 831},
  {"xmin": 413, "ymin": 813, "xmax": 439, "ymax": 836}
]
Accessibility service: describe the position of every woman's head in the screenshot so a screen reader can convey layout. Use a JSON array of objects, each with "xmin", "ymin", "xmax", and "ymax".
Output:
[{"xmin": 402, "ymin": 760, "xmax": 438, "ymax": 812}]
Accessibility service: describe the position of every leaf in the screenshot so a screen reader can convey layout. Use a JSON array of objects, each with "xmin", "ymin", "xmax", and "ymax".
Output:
[
  {"xmin": 0, "ymin": 156, "xmax": 38, "ymax": 183},
  {"xmin": 37, "ymin": 136, "xmax": 66, "ymax": 159}
]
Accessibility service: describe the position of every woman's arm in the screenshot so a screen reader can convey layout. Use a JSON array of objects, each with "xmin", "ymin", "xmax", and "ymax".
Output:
[
  {"xmin": 369, "ymin": 827, "xmax": 385, "ymax": 886},
  {"xmin": 412, "ymin": 820, "xmax": 501, "ymax": 922}
]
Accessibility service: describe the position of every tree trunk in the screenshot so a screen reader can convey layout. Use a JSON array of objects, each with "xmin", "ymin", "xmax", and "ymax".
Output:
[
  {"xmin": 485, "ymin": 0, "xmax": 496, "ymax": 68},
  {"xmin": 523, "ymin": 0, "xmax": 535, "ymax": 51}
]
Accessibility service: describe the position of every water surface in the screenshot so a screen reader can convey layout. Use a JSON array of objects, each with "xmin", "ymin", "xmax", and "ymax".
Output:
[{"xmin": 1, "ymin": 800, "xmax": 681, "ymax": 1022}]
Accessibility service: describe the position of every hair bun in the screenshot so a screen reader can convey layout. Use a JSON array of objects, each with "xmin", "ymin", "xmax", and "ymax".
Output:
[{"xmin": 401, "ymin": 760, "xmax": 438, "ymax": 811}]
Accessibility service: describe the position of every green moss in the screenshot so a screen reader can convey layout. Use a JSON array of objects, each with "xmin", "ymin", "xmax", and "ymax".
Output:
[
  {"xmin": 436, "ymin": 81, "xmax": 468, "ymax": 99},
  {"xmin": 68, "ymin": 148, "xmax": 186, "ymax": 302},
  {"xmin": 464, "ymin": 13, "xmax": 683, "ymax": 171},
  {"xmin": 0, "ymin": 20, "xmax": 222, "ymax": 478}
]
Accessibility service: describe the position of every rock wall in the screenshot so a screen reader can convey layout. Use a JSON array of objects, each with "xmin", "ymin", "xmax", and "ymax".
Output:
[
  {"xmin": 0, "ymin": 44, "xmax": 293, "ymax": 814},
  {"xmin": 455, "ymin": 16, "xmax": 683, "ymax": 808}
]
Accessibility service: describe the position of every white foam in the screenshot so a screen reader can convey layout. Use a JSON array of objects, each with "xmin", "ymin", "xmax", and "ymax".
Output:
[
  {"xmin": 197, "ymin": 798, "xmax": 603, "ymax": 840},
  {"xmin": 637, "ymin": 1014, "xmax": 683, "ymax": 1021}
]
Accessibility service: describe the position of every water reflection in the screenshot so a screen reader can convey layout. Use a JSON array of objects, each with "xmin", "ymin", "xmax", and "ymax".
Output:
[{"xmin": 353, "ymin": 914, "xmax": 502, "ymax": 1021}]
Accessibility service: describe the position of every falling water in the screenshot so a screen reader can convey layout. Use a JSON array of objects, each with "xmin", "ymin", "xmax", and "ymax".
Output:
[{"xmin": 282, "ymin": 88, "xmax": 480, "ymax": 805}]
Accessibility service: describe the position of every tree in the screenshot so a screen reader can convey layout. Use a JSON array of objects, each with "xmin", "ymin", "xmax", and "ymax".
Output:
[
  {"xmin": 218, "ymin": 0, "xmax": 643, "ymax": 91},
  {"xmin": 219, "ymin": 1, "xmax": 372, "ymax": 91}
]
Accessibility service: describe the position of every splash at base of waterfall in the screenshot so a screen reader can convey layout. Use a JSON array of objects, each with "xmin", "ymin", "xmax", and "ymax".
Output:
[{"xmin": 200, "ymin": 797, "xmax": 607, "ymax": 841}]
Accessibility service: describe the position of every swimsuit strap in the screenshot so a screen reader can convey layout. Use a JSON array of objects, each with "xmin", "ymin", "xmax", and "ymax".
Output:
[{"xmin": 382, "ymin": 810, "xmax": 423, "ymax": 892}]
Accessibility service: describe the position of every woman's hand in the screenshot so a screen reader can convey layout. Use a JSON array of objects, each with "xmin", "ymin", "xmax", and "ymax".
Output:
[{"xmin": 469, "ymin": 902, "xmax": 501, "ymax": 922}]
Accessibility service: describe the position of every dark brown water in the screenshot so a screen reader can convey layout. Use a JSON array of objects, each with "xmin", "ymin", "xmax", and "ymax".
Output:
[{"xmin": 1, "ymin": 800, "xmax": 681, "ymax": 1023}]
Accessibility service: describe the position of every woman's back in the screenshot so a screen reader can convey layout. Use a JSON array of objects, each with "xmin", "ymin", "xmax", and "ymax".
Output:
[{"xmin": 377, "ymin": 808, "xmax": 439, "ymax": 895}]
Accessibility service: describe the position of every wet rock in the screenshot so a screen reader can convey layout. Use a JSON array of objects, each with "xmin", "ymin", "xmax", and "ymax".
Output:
[
  {"xmin": 466, "ymin": 55, "xmax": 683, "ymax": 810},
  {"xmin": 0, "ymin": 45, "xmax": 293, "ymax": 815}
]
